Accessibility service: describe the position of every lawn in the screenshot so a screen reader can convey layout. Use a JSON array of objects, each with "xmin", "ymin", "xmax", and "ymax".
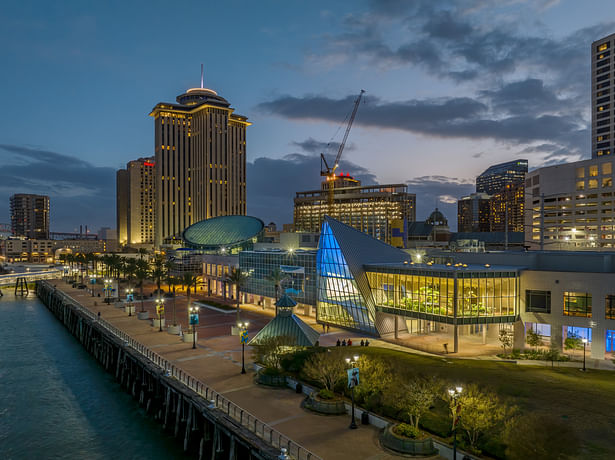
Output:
[{"xmin": 354, "ymin": 347, "xmax": 615, "ymax": 459}]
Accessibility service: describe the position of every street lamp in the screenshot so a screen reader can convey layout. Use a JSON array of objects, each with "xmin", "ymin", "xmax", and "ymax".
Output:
[
  {"xmin": 238, "ymin": 321, "xmax": 250, "ymax": 374},
  {"xmin": 156, "ymin": 297, "xmax": 165, "ymax": 332},
  {"xmin": 125, "ymin": 288, "xmax": 134, "ymax": 316},
  {"xmin": 345, "ymin": 355, "xmax": 360, "ymax": 429},
  {"xmin": 448, "ymin": 386, "xmax": 463, "ymax": 460},
  {"xmin": 104, "ymin": 279, "xmax": 112, "ymax": 304},
  {"xmin": 582, "ymin": 337, "xmax": 588, "ymax": 371},
  {"xmin": 188, "ymin": 305, "xmax": 199, "ymax": 349}
]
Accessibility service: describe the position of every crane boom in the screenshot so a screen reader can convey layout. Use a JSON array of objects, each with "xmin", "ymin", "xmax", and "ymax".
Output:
[{"xmin": 331, "ymin": 89, "xmax": 364, "ymax": 174}]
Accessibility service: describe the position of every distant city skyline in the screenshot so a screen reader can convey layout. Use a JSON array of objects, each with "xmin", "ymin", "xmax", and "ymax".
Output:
[{"xmin": 1, "ymin": 1, "xmax": 614, "ymax": 232}]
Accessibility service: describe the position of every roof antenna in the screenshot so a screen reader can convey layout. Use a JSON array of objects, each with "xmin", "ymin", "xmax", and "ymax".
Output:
[{"xmin": 200, "ymin": 64, "xmax": 204, "ymax": 89}]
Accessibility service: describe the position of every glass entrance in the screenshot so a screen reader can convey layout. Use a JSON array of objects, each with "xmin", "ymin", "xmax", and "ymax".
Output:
[{"xmin": 606, "ymin": 330, "xmax": 615, "ymax": 352}]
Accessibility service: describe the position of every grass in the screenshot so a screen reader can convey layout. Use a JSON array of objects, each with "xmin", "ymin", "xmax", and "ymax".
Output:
[{"xmin": 354, "ymin": 347, "xmax": 615, "ymax": 459}]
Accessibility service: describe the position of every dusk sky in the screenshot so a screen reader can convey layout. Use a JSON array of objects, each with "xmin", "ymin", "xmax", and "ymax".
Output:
[{"xmin": 1, "ymin": 0, "xmax": 614, "ymax": 232}]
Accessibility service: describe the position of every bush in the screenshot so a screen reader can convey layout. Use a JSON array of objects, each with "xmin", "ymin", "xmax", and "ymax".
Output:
[
  {"xmin": 280, "ymin": 347, "xmax": 324, "ymax": 373},
  {"xmin": 393, "ymin": 423, "xmax": 421, "ymax": 439},
  {"xmin": 262, "ymin": 366, "xmax": 283, "ymax": 376},
  {"xmin": 317, "ymin": 388, "xmax": 336, "ymax": 400}
]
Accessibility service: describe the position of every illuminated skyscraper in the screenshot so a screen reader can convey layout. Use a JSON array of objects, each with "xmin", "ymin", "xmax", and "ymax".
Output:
[
  {"xmin": 150, "ymin": 79, "xmax": 249, "ymax": 246},
  {"xmin": 476, "ymin": 159, "xmax": 528, "ymax": 195},
  {"xmin": 592, "ymin": 33, "xmax": 615, "ymax": 158},
  {"xmin": 10, "ymin": 194, "xmax": 49, "ymax": 239}
]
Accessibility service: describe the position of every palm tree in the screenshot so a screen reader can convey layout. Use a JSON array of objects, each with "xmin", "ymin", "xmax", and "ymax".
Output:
[
  {"xmin": 167, "ymin": 276, "xmax": 179, "ymax": 327},
  {"xmin": 266, "ymin": 268, "xmax": 288, "ymax": 315},
  {"xmin": 181, "ymin": 272, "xmax": 198, "ymax": 326},
  {"xmin": 151, "ymin": 255, "xmax": 166, "ymax": 295},
  {"xmin": 124, "ymin": 258, "xmax": 137, "ymax": 290},
  {"xmin": 137, "ymin": 247, "xmax": 149, "ymax": 261},
  {"xmin": 135, "ymin": 259, "xmax": 150, "ymax": 312},
  {"xmin": 226, "ymin": 268, "xmax": 249, "ymax": 322}
]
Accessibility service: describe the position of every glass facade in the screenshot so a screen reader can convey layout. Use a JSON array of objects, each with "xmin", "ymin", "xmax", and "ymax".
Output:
[
  {"xmin": 239, "ymin": 250, "xmax": 317, "ymax": 306},
  {"xmin": 563, "ymin": 292, "xmax": 592, "ymax": 317},
  {"xmin": 367, "ymin": 270, "xmax": 517, "ymax": 319},
  {"xmin": 606, "ymin": 295, "xmax": 615, "ymax": 319},
  {"xmin": 316, "ymin": 222, "xmax": 376, "ymax": 333},
  {"xmin": 526, "ymin": 290, "xmax": 551, "ymax": 313}
]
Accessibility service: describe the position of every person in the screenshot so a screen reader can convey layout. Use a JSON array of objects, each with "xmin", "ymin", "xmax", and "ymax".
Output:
[
  {"xmin": 341, "ymin": 339, "xmax": 346, "ymax": 346},
  {"xmin": 322, "ymin": 324, "xmax": 326, "ymax": 333},
  {"xmin": 364, "ymin": 339, "xmax": 370, "ymax": 347},
  {"xmin": 97, "ymin": 312, "xmax": 101, "ymax": 320},
  {"xmin": 360, "ymin": 339, "xmax": 365, "ymax": 347},
  {"xmin": 326, "ymin": 324, "xmax": 330, "ymax": 333},
  {"xmin": 348, "ymin": 338, "xmax": 352, "ymax": 346},
  {"xmin": 336, "ymin": 338, "xmax": 341, "ymax": 346}
]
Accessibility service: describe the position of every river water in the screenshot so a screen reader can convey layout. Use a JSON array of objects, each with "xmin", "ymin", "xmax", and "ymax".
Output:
[{"xmin": 0, "ymin": 292, "xmax": 188, "ymax": 459}]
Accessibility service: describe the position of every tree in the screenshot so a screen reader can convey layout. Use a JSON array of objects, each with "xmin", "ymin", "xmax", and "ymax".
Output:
[
  {"xmin": 302, "ymin": 350, "xmax": 346, "ymax": 392},
  {"xmin": 251, "ymin": 335, "xmax": 296, "ymax": 371},
  {"xmin": 266, "ymin": 268, "xmax": 288, "ymax": 314},
  {"xmin": 353, "ymin": 355, "xmax": 393, "ymax": 407},
  {"xmin": 134, "ymin": 259, "xmax": 150, "ymax": 312},
  {"xmin": 167, "ymin": 276, "xmax": 179, "ymax": 327},
  {"xmin": 526, "ymin": 329, "xmax": 542, "ymax": 350},
  {"xmin": 124, "ymin": 258, "xmax": 137, "ymax": 290},
  {"xmin": 388, "ymin": 375, "xmax": 439, "ymax": 429},
  {"xmin": 498, "ymin": 330, "xmax": 513, "ymax": 356},
  {"xmin": 150, "ymin": 255, "xmax": 166, "ymax": 295},
  {"xmin": 564, "ymin": 334, "xmax": 583, "ymax": 359},
  {"xmin": 226, "ymin": 268, "xmax": 249, "ymax": 322},
  {"xmin": 137, "ymin": 247, "xmax": 149, "ymax": 261},
  {"xmin": 181, "ymin": 272, "xmax": 198, "ymax": 322},
  {"xmin": 503, "ymin": 413, "xmax": 579, "ymax": 460},
  {"xmin": 454, "ymin": 384, "xmax": 511, "ymax": 450}
]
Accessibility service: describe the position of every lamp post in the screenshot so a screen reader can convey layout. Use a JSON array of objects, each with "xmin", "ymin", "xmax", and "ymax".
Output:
[
  {"xmin": 448, "ymin": 386, "xmax": 463, "ymax": 460},
  {"xmin": 156, "ymin": 297, "xmax": 165, "ymax": 332},
  {"xmin": 238, "ymin": 321, "xmax": 250, "ymax": 374},
  {"xmin": 189, "ymin": 305, "xmax": 199, "ymax": 349},
  {"xmin": 345, "ymin": 355, "xmax": 360, "ymax": 429},
  {"xmin": 104, "ymin": 278, "xmax": 112, "ymax": 304},
  {"xmin": 125, "ymin": 288, "xmax": 134, "ymax": 316},
  {"xmin": 582, "ymin": 337, "xmax": 588, "ymax": 371}
]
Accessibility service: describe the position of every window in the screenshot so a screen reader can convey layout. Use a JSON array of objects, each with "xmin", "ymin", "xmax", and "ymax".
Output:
[
  {"xmin": 590, "ymin": 165, "xmax": 599, "ymax": 176},
  {"xmin": 603, "ymin": 162, "xmax": 612, "ymax": 175},
  {"xmin": 526, "ymin": 290, "xmax": 551, "ymax": 313},
  {"xmin": 598, "ymin": 43, "xmax": 609, "ymax": 52},
  {"xmin": 606, "ymin": 295, "xmax": 615, "ymax": 320},
  {"xmin": 576, "ymin": 181, "xmax": 585, "ymax": 191},
  {"xmin": 563, "ymin": 292, "xmax": 592, "ymax": 317},
  {"xmin": 603, "ymin": 177, "xmax": 612, "ymax": 188},
  {"xmin": 576, "ymin": 167, "xmax": 585, "ymax": 179}
]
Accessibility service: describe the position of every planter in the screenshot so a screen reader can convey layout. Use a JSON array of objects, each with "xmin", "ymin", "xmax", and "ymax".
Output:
[
  {"xmin": 167, "ymin": 324, "xmax": 182, "ymax": 335},
  {"xmin": 182, "ymin": 331, "xmax": 197, "ymax": 343},
  {"xmin": 255, "ymin": 369, "xmax": 287, "ymax": 387},
  {"xmin": 380, "ymin": 424, "xmax": 436, "ymax": 456},
  {"xmin": 137, "ymin": 311, "xmax": 149, "ymax": 320},
  {"xmin": 304, "ymin": 395, "xmax": 347, "ymax": 415},
  {"xmin": 125, "ymin": 305, "xmax": 135, "ymax": 315},
  {"xmin": 152, "ymin": 318, "xmax": 165, "ymax": 328}
]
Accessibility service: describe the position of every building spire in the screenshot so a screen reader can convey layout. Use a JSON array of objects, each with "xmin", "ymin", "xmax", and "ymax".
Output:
[{"xmin": 200, "ymin": 63, "xmax": 204, "ymax": 89}]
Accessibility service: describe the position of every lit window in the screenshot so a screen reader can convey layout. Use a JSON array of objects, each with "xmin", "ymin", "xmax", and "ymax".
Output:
[
  {"xmin": 603, "ymin": 177, "xmax": 612, "ymax": 188},
  {"xmin": 576, "ymin": 181, "xmax": 585, "ymax": 191},
  {"xmin": 576, "ymin": 167, "xmax": 585, "ymax": 179},
  {"xmin": 589, "ymin": 179, "xmax": 598, "ymax": 189},
  {"xmin": 602, "ymin": 162, "xmax": 612, "ymax": 175},
  {"xmin": 590, "ymin": 165, "xmax": 599, "ymax": 176},
  {"xmin": 598, "ymin": 43, "xmax": 609, "ymax": 52}
]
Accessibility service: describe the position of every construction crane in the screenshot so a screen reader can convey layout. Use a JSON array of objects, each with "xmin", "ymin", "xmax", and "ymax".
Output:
[{"xmin": 320, "ymin": 89, "xmax": 365, "ymax": 212}]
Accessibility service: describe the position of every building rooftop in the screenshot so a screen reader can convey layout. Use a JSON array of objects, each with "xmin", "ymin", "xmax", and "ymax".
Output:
[
  {"xmin": 364, "ymin": 261, "xmax": 522, "ymax": 273},
  {"xmin": 182, "ymin": 215, "xmax": 264, "ymax": 251}
]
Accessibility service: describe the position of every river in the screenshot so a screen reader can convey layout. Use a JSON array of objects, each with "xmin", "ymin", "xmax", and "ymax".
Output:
[{"xmin": 0, "ymin": 291, "xmax": 189, "ymax": 459}]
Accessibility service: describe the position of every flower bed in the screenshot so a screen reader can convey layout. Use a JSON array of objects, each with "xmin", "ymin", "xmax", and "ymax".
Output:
[{"xmin": 380, "ymin": 424, "xmax": 436, "ymax": 456}]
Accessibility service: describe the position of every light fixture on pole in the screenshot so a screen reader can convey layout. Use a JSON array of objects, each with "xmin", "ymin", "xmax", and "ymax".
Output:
[
  {"xmin": 345, "ymin": 355, "xmax": 360, "ymax": 429},
  {"xmin": 448, "ymin": 386, "xmax": 463, "ymax": 460},
  {"xmin": 188, "ymin": 305, "xmax": 199, "ymax": 349},
  {"xmin": 582, "ymin": 337, "xmax": 588, "ymax": 371},
  {"xmin": 156, "ymin": 297, "xmax": 165, "ymax": 332},
  {"xmin": 238, "ymin": 321, "xmax": 250, "ymax": 374},
  {"xmin": 125, "ymin": 288, "xmax": 134, "ymax": 316}
]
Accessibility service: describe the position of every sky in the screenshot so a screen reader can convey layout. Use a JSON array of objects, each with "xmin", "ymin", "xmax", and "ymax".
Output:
[{"xmin": 1, "ymin": 0, "xmax": 614, "ymax": 232}]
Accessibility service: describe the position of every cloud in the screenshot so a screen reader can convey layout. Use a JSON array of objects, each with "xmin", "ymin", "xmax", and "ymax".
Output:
[
  {"xmin": 0, "ymin": 144, "xmax": 116, "ymax": 232},
  {"xmin": 247, "ymin": 152, "xmax": 377, "ymax": 226},
  {"xmin": 291, "ymin": 137, "xmax": 355, "ymax": 155}
]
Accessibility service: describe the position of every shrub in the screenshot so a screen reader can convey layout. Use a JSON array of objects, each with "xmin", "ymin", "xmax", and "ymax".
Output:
[
  {"xmin": 280, "ymin": 347, "xmax": 324, "ymax": 373},
  {"xmin": 251, "ymin": 335, "xmax": 296, "ymax": 370},
  {"xmin": 303, "ymin": 349, "xmax": 345, "ymax": 392},
  {"xmin": 393, "ymin": 423, "xmax": 421, "ymax": 439},
  {"xmin": 317, "ymin": 388, "xmax": 336, "ymax": 400}
]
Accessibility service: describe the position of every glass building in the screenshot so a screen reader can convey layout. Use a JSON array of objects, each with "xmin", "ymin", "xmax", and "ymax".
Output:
[{"xmin": 476, "ymin": 159, "xmax": 528, "ymax": 195}]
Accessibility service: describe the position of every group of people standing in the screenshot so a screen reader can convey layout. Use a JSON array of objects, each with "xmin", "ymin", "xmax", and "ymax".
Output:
[{"xmin": 336, "ymin": 338, "xmax": 369, "ymax": 347}]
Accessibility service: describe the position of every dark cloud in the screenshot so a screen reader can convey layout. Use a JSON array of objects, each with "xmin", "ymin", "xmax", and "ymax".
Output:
[
  {"xmin": 247, "ymin": 152, "xmax": 377, "ymax": 226},
  {"xmin": 406, "ymin": 175, "xmax": 475, "ymax": 231},
  {"xmin": 291, "ymin": 137, "xmax": 355, "ymax": 155},
  {"xmin": 0, "ymin": 144, "xmax": 116, "ymax": 232}
]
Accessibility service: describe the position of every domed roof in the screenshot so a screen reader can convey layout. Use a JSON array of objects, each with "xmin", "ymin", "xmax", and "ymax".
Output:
[
  {"xmin": 426, "ymin": 208, "xmax": 447, "ymax": 225},
  {"xmin": 182, "ymin": 215, "xmax": 264, "ymax": 250},
  {"xmin": 176, "ymin": 88, "xmax": 230, "ymax": 107}
]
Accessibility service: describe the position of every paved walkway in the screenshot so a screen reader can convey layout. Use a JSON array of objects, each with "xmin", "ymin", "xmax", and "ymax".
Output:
[{"xmin": 56, "ymin": 280, "xmax": 430, "ymax": 460}]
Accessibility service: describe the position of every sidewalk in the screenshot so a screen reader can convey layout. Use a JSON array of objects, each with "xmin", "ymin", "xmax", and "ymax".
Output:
[{"xmin": 56, "ymin": 280, "xmax": 427, "ymax": 460}]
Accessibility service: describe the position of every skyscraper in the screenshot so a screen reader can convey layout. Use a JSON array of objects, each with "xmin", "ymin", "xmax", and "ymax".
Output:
[
  {"xmin": 116, "ymin": 157, "xmax": 156, "ymax": 246},
  {"xmin": 457, "ymin": 193, "xmax": 490, "ymax": 233},
  {"xmin": 592, "ymin": 33, "xmax": 615, "ymax": 158},
  {"xmin": 476, "ymin": 159, "xmax": 528, "ymax": 195},
  {"xmin": 10, "ymin": 194, "xmax": 50, "ymax": 239},
  {"xmin": 150, "ymin": 81, "xmax": 249, "ymax": 246}
]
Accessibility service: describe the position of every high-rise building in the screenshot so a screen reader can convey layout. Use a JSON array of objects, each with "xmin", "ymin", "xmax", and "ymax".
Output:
[
  {"xmin": 592, "ymin": 33, "xmax": 615, "ymax": 158},
  {"xmin": 10, "ymin": 194, "xmax": 50, "ymax": 239},
  {"xmin": 457, "ymin": 193, "xmax": 490, "ymax": 232},
  {"xmin": 150, "ymin": 83, "xmax": 249, "ymax": 246},
  {"xmin": 489, "ymin": 183, "xmax": 525, "ymax": 232},
  {"xmin": 293, "ymin": 179, "xmax": 416, "ymax": 245},
  {"xmin": 116, "ymin": 157, "xmax": 156, "ymax": 246},
  {"xmin": 525, "ymin": 156, "xmax": 615, "ymax": 250},
  {"xmin": 476, "ymin": 159, "xmax": 528, "ymax": 195}
]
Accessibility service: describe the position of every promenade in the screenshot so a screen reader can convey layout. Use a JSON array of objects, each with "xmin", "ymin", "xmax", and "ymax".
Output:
[{"xmin": 55, "ymin": 279, "xmax": 423, "ymax": 460}]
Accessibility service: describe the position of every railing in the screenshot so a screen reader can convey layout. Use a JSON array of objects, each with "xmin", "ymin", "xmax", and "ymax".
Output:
[
  {"xmin": 48, "ymin": 284, "xmax": 322, "ymax": 460},
  {"xmin": 0, "ymin": 270, "xmax": 62, "ymax": 285}
]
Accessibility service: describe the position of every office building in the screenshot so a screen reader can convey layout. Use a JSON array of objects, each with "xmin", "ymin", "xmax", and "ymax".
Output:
[
  {"xmin": 116, "ymin": 157, "xmax": 156, "ymax": 246},
  {"xmin": 150, "ymin": 82, "xmax": 249, "ymax": 246},
  {"xmin": 1, "ymin": 238, "xmax": 54, "ymax": 263},
  {"xmin": 293, "ymin": 180, "xmax": 415, "ymax": 245},
  {"xmin": 489, "ymin": 183, "xmax": 525, "ymax": 232},
  {"xmin": 10, "ymin": 194, "xmax": 50, "ymax": 239},
  {"xmin": 592, "ymin": 33, "xmax": 615, "ymax": 158},
  {"xmin": 476, "ymin": 159, "xmax": 528, "ymax": 195},
  {"xmin": 525, "ymin": 156, "xmax": 615, "ymax": 250},
  {"xmin": 457, "ymin": 193, "xmax": 490, "ymax": 232}
]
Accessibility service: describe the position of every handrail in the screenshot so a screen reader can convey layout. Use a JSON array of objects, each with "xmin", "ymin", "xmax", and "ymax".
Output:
[{"xmin": 45, "ymin": 283, "xmax": 322, "ymax": 460}]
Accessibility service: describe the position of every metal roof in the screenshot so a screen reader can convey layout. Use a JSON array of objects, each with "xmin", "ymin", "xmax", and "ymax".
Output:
[
  {"xmin": 249, "ymin": 310, "xmax": 320, "ymax": 347},
  {"xmin": 182, "ymin": 215, "xmax": 264, "ymax": 250}
]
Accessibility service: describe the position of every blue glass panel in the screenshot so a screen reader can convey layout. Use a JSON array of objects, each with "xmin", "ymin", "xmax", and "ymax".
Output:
[
  {"xmin": 567, "ymin": 326, "xmax": 592, "ymax": 342},
  {"xmin": 606, "ymin": 330, "xmax": 615, "ymax": 352}
]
